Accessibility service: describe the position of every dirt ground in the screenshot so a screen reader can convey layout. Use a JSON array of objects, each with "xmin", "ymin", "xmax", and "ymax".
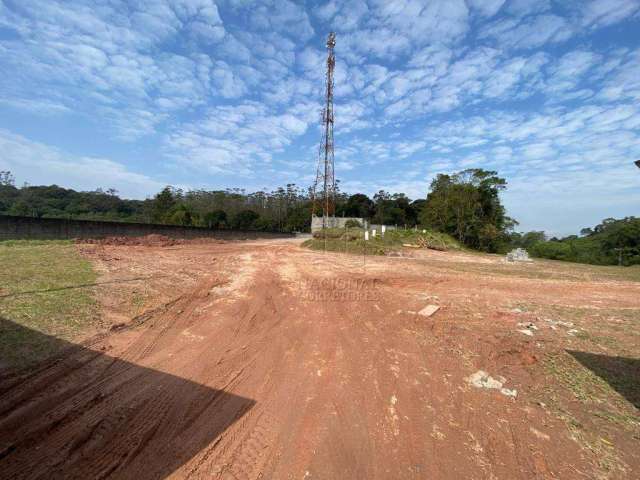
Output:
[{"xmin": 1, "ymin": 238, "xmax": 638, "ymax": 479}]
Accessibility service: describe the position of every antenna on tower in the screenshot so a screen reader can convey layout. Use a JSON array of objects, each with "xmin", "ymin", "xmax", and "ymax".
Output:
[{"xmin": 311, "ymin": 32, "xmax": 336, "ymax": 231}]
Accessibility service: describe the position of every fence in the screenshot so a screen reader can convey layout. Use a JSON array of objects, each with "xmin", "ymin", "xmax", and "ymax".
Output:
[{"xmin": 0, "ymin": 215, "xmax": 295, "ymax": 241}]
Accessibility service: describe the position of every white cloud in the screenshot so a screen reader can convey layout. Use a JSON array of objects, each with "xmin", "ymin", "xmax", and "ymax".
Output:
[
  {"xmin": 581, "ymin": 0, "xmax": 640, "ymax": 28},
  {"xmin": 596, "ymin": 48, "xmax": 640, "ymax": 102},
  {"xmin": 0, "ymin": 129, "xmax": 163, "ymax": 198},
  {"xmin": 247, "ymin": 0, "xmax": 314, "ymax": 40},
  {"xmin": 468, "ymin": 0, "xmax": 506, "ymax": 18},
  {"xmin": 483, "ymin": 52, "xmax": 548, "ymax": 98},
  {"xmin": 481, "ymin": 14, "xmax": 573, "ymax": 49},
  {"xmin": 0, "ymin": 98, "xmax": 71, "ymax": 115},
  {"xmin": 505, "ymin": 0, "xmax": 551, "ymax": 17},
  {"xmin": 421, "ymin": 102, "xmax": 640, "ymax": 233},
  {"xmin": 164, "ymin": 101, "xmax": 316, "ymax": 175},
  {"xmin": 0, "ymin": 1, "xmax": 231, "ymax": 139}
]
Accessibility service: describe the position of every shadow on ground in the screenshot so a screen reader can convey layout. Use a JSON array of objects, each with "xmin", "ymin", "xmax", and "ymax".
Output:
[
  {"xmin": 568, "ymin": 350, "xmax": 640, "ymax": 409},
  {"xmin": 0, "ymin": 318, "xmax": 255, "ymax": 479}
]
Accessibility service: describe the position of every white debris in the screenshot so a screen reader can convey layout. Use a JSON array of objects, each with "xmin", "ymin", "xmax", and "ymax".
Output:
[
  {"xmin": 567, "ymin": 329, "xmax": 579, "ymax": 336},
  {"xmin": 518, "ymin": 322, "xmax": 538, "ymax": 331},
  {"xmin": 468, "ymin": 370, "xmax": 503, "ymax": 389},
  {"xmin": 466, "ymin": 370, "xmax": 517, "ymax": 398},
  {"xmin": 517, "ymin": 329, "xmax": 534, "ymax": 336},
  {"xmin": 530, "ymin": 426, "xmax": 550, "ymax": 441},
  {"xmin": 418, "ymin": 305, "xmax": 440, "ymax": 317},
  {"xmin": 506, "ymin": 248, "xmax": 532, "ymax": 262},
  {"xmin": 501, "ymin": 388, "xmax": 518, "ymax": 398},
  {"xmin": 511, "ymin": 308, "xmax": 523, "ymax": 314},
  {"xmin": 545, "ymin": 318, "xmax": 573, "ymax": 328}
]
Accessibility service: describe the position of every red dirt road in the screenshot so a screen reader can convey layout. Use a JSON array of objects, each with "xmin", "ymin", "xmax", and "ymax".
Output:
[{"xmin": 1, "ymin": 239, "xmax": 639, "ymax": 479}]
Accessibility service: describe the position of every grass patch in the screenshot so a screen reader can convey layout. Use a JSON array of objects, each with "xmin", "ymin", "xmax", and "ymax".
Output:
[
  {"xmin": 0, "ymin": 240, "xmax": 100, "ymax": 371},
  {"xmin": 423, "ymin": 257, "xmax": 640, "ymax": 283},
  {"xmin": 544, "ymin": 352, "xmax": 612, "ymax": 404},
  {"xmin": 543, "ymin": 351, "xmax": 640, "ymax": 430},
  {"xmin": 541, "ymin": 351, "xmax": 639, "ymax": 476},
  {"xmin": 302, "ymin": 228, "xmax": 462, "ymax": 255}
]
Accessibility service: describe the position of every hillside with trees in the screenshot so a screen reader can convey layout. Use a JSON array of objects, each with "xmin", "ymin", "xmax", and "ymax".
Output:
[
  {"xmin": 1, "ymin": 169, "xmax": 637, "ymax": 265},
  {"xmin": 511, "ymin": 217, "xmax": 640, "ymax": 266},
  {"xmin": 0, "ymin": 170, "xmax": 428, "ymax": 234}
]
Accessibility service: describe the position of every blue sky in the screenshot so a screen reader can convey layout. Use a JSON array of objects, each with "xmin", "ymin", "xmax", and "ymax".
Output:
[{"xmin": 0, "ymin": 0, "xmax": 639, "ymax": 235}]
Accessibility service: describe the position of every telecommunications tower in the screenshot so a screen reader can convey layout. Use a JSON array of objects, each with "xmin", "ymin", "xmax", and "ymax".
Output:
[{"xmin": 312, "ymin": 32, "xmax": 336, "ymax": 229}]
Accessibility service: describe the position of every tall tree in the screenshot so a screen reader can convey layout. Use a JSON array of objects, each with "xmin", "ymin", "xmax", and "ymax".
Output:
[
  {"xmin": 151, "ymin": 186, "xmax": 177, "ymax": 223},
  {"xmin": 345, "ymin": 193, "xmax": 375, "ymax": 219},
  {"xmin": 421, "ymin": 169, "xmax": 512, "ymax": 252}
]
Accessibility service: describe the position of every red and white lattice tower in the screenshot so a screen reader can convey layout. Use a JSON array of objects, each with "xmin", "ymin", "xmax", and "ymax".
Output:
[{"xmin": 311, "ymin": 32, "xmax": 336, "ymax": 229}]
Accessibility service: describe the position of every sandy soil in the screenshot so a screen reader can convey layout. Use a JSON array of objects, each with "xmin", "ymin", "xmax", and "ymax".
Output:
[{"xmin": 0, "ymin": 238, "xmax": 638, "ymax": 479}]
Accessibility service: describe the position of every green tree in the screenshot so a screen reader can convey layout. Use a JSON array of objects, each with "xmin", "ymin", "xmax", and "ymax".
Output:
[
  {"xmin": 151, "ymin": 186, "xmax": 176, "ymax": 223},
  {"xmin": 168, "ymin": 204, "xmax": 195, "ymax": 226},
  {"xmin": 0, "ymin": 171, "xmax": 15, "ymax": 186},
  {"xmin": 344, "ymin": 193, "xmax": 375, "ymax": 219},
  {"xmin": 232, "ymin": 209, "xmax": 260, "ymax": 230},
  {"xmin": 203, "ymin": 209, "xmax": 227, "ymax": 229},
  {"xmin": 421, "ymin": 169, "xmax": 511, "ymax": 252}
]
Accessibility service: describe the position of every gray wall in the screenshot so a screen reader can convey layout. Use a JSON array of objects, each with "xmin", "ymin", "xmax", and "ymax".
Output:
[
  {"xmin": 311, "ymin": 216, "xmax": 364, "ymax": 233},
  {"xmin": 0, "ymin": 215, "xmax": 294, "ymax": 241}
]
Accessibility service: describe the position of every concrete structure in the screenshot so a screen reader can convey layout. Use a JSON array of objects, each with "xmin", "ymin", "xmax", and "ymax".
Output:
[
  {"xmin": 310, "ymin": 216, "xmax": 363, "ymax": 233},
  {"xmin": 506, "ymin": 248, "xmax": 532, "ymax": 262},
  {"xmin": 0, "ymin": 215, "xmax": 295, "ymax": 241}
]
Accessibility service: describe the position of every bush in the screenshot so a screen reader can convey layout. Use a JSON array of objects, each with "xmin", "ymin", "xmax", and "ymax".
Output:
[
  {"xmin": 231, "ymin": 209, "xmax": 259, "ymax": 230},
  {"xmin": 305, "ymin": 228, "xmax": 461, "ymax": 255},
  {"xmin": 312, "ymin": 228, "xmax": 345, "ymax": 239},
  {"xmin": 344, "ymin": 219, "xmax": 362, "ymax": 228}
]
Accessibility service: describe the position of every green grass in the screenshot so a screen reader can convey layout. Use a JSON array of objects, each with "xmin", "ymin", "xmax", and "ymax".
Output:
[
  {"xmin": 416, "ymin": 255, "xmax": 640, "ymax": 283},
  {"xmin": 302, "ymin": 228, "xmax": 462, "ymax": 255},
  {"xmin": 0, "ymin": 240, "xmax": 100, "ymax": 370}
]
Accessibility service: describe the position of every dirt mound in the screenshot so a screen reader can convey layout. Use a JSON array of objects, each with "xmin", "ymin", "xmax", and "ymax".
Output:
[
  {"xmin": 78, "ymin": 234, "xmax": 228, "ymax": 247},
  {"xmin": 79, "ymin": 234, "xmax": 185, "ymax": 247}
]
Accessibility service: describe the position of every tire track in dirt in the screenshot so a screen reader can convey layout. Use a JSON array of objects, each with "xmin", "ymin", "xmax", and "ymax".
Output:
[{"xmin": 1, "ymin": 240, "xmax": 629, "ymax": 479}]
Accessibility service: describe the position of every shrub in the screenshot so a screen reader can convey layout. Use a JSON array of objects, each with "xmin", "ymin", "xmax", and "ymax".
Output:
[{"xmin": 344, "ymin": 219, "xmax": 362, "ymax": 228}]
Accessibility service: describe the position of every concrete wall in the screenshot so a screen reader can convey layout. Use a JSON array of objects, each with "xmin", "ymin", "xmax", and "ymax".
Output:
[
  {"xmin": 367, "ymin": 224, "xmax": 398, "ymax": 232},
  {"xmin": 0, "ymin": 215, "xmax": 294, "ymax": 241},
  {"xmin": 310, "ymin": 216, "xmax": 364, "ymax": 233}
]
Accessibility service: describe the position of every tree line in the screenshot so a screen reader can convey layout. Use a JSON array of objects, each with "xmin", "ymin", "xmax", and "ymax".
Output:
[
  {"xmin": 1, "ymin": 169, "xmax": 636, "ymax": 264},
  {"xmin": 0, "ymin": 169, "xmax": 510, "ymax": 247},
  {"xmin": 509, "ymin": 217, "xmax": 640, "ymax": 266}
]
